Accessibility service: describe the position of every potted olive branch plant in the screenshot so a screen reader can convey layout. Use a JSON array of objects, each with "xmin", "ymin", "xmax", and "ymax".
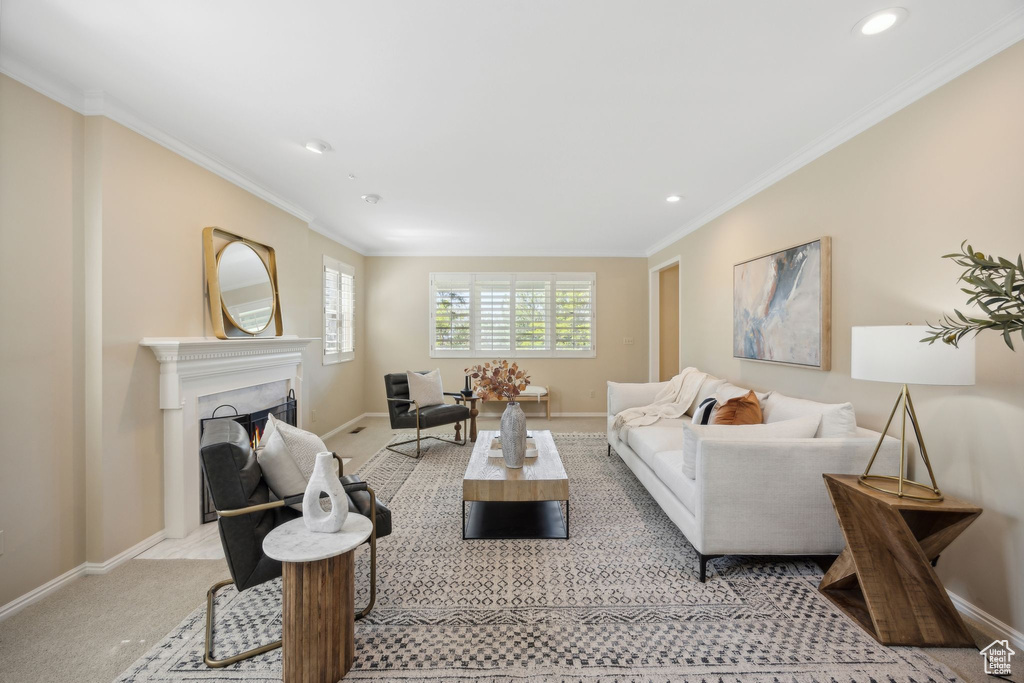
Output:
[
  {"xmin": 923, "ymin": 242, "xmax": 1024, "ymax": 351},
  {"xmin": 465, "ymin": 360, "xmax": 531, "ymax": 468}
]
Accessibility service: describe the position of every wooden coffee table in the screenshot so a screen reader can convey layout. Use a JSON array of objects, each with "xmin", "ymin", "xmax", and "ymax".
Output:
[{"xmin": 462, "ymin": 430, "xmax": 569, "ymax": 539}]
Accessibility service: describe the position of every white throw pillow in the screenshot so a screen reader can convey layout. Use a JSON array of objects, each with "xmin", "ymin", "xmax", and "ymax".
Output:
[
  {"xmin": 257, "ymin": 414, "xmax": 335, "ymax": 510},
  {"xmin": 692, "ymin": 397, "xmax": 718, "ymax": 425},
  {"xmin": 686, "ymin": 376, "xmax": 725, "ymax": 416},
  {"xmin": 256, "ymin": 428, "xmax": 307, "ymax": 509},
  {"xmin": 762, "ymin": 393, "xmax": 857, "ymax": 438},
  {"xmin": 407, "ymin": 369, "xmax": 445, "ymax": 410},
  {"xmin": 681, "ymin": 414, "xmax": 821, "ymax": 479}
]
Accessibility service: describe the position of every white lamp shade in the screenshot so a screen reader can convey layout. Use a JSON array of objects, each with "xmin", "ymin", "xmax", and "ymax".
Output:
[{"xmin": 851, "ymin": 326, "xmax": 975, "ymax": 386}]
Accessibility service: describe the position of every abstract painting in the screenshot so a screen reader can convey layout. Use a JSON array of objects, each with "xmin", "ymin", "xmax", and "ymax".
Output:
[{"xmin": 733, "ymin": 237, "xmax": 831, "ymax": 370}]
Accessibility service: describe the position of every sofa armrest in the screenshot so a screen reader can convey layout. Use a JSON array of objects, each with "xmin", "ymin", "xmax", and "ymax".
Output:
[
  {"xmin": 693, "ymin": 432, "xmax": 900, "ymax": 555},
  {"xmin": 607, "ymin": 381, "xmax": 668, "ymax": 416}
]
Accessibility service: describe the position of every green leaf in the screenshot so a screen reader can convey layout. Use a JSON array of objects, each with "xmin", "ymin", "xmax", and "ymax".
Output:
[{"xmin": 1003, "ymin": 328, "xmax": 1015, "ymax": 351}]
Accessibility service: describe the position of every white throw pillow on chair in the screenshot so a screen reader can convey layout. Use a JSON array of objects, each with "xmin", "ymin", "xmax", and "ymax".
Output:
[
  {"xmin": 257, "ymin": 413, "xmax": 335, "ymax": 511},
  {"xmin": 407, "ymin": 369, "xmax": 445, "ymax": 411}
]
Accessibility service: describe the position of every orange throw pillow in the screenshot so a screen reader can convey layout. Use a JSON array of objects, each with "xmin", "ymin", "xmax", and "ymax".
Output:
[{"xmin": 712, "ymin": 390, "xmax": 763, "ymax": 425}]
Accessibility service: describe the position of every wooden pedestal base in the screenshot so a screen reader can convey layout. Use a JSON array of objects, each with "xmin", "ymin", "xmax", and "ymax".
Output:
[
  {"xmin": 820, "ymin": 474, "xmax": 981, "ymax": 648},
  {"xmin": 282, "ymin": 552, "xmax": 355, "ymax": 682}
]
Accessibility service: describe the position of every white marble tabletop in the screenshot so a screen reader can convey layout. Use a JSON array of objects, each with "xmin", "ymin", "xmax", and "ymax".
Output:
[{"xmin": 263, "ymin": 515, "xmax": 372, "ymax": 563}]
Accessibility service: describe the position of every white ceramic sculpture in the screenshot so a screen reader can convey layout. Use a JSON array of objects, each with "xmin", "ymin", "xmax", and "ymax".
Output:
[{"xmin": 302, "ymin": 452, "xmax": 349, "ymax": 533}]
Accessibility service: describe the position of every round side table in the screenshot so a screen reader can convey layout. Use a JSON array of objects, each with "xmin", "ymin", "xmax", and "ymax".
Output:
[{"xmin": 263, "ymin": 515, "xmax": 372, "ymax": 682}]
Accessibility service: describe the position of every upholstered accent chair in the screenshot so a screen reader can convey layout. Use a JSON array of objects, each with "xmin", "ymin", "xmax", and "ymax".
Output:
[
  {"xmin": 384, "ymin": 372, "xmax": 471, "ymax": 457},
  {"xmin": 199, "ymin": 419, "xmax": 393, "ymax": 667}
]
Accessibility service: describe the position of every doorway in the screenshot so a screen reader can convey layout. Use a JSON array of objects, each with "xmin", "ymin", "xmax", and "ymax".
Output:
[{"xmin": 658, "ymin": 264, "xmax": 679, "ymax": 381}]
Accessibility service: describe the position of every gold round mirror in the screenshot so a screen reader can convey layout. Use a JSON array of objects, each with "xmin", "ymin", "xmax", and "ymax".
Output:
[{"xmin": 216, "ymin": 241, "xmax": 276, "ymax": 334}]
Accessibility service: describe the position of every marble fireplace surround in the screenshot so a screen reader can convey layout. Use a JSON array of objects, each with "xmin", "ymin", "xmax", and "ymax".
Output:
[{"xmin": 140, "ymin": 336, "xmax": 317, "ymax": 538}]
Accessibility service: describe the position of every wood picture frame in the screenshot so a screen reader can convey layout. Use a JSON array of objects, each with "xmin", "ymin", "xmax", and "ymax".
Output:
[
  {"xmin": 203, "ymin": 226, "xmax": 283, "ymax": 339},
  {"xmin": 733, "ymin": 236, "xmax": 831, "ymax": 370}
]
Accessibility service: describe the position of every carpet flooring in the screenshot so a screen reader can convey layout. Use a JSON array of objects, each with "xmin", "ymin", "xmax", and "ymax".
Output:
[{"xmin": 114, "ymin": 432, "xmax": 965, "ymax": 682}]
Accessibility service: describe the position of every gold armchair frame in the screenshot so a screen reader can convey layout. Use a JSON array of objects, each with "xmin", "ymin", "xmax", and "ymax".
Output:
[{"xmin": 204, "ymin": 454, "xmax": 379, "ymax": 668}]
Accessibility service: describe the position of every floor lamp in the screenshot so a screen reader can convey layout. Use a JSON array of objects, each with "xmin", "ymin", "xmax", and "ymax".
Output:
[{"xmin": 851, "ymin": 326, "xmax": 975, "ymax": 501}]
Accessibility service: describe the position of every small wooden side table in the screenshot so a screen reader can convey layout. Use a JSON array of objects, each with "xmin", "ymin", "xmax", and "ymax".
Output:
[
  {"xmin": 263, "ymin": 515, "xmax": 372, "ymax": 682},
  {"xmin": 820, "ymin": 473, "xmax": 981, "ymax": 648},
  {"xmin": 456, "ymin": 394, "xmax": 480, "ymax": 442}
]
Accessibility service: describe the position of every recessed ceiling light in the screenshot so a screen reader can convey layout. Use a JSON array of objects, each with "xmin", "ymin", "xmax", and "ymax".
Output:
[
  {"xmin": 666, "ymin": 195, "xmax": 683, "ymax": 203},
  {"xmin": 854, "ymin": 8, "xmax": 908, "ymax": 36},
  {"xmin": 361, "ymin": 194, "xmax": 382, "ymax": 204},
  {"xmin": 304, "ymin": 139, "xmax": 332, "ymax": 154}
]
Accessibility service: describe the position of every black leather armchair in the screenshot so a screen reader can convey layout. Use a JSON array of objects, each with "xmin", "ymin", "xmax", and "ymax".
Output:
[
  {"xmin": 199, "ymin": 419, "xmax": 392, "ymax": 667},
  {"xmin": 384, "ymin": 372, "xmax": 471, "ymax": 457}
]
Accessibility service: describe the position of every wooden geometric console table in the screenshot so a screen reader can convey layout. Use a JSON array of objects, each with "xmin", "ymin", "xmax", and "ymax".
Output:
[{"xmin": 820, "ymin": 473, "xmax": 981, "ymax": 648}]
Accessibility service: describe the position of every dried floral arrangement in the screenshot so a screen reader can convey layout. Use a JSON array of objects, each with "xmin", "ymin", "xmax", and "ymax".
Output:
[{"xmin": 465, "ymin": 360, "xmax": 531, "ymax": 401}]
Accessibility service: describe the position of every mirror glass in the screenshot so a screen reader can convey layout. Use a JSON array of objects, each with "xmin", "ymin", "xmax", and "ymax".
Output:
[{"xmin": 217, "ymin": 241, "xmax": 275, "ymax": 334}]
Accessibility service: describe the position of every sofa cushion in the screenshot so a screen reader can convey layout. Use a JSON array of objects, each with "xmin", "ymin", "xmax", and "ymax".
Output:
[
  {"xmin": 762, "ymin": 393, "xmax": 857, "ymax": 438},
  {"xmin": 686, "ymin": 376, "xmax": 724, "ymax": 416},
  {"xmin": 626, "ymin": 427, "xmax": 681, "ymax": 468},
  {"xmin": 650, "ymin": 450, "xmax": 697, "ymax": 514},
  {"xmin": 681, "ymin": 414, "xmax": 821, "ymax": 479},
  {"xmin": 712, "ymin": 390, "xmax": 763, "ymax": 425},
  {"xmin": 715, "ymin": 382, "xmax": 771, "ymax": 404}
]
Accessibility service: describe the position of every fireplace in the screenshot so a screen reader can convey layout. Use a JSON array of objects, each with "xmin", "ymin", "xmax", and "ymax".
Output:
[
  {"xmin": 140, "ymin": 336, "xmax": 317, "ymax": 538},
  {"xmin": 198, "ymin": 389, "xmax": 298, "ymax": 523}
]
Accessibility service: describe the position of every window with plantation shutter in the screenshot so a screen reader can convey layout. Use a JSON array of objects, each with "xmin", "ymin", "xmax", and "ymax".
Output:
[
  {"xmin": 323, "ymin": 256, "xmax": 355, "ymax": 364},
  {"xmin": 514, "ymin": 279, "xmax": 551, "ymax": 351},
  {"xmin": 429, "ymin": 272, "xmax": 595, "ymax": 358},
  {"xmin": 431, "ymin": 274, "xmax": 472, "ymax": 353},
  {"xmin": 555, "ymin": 279, "xmax": 594, "ymax": 352},
  {"xmin": 474, "ymin": 277, "xmax": 512, "ymax": 352}
]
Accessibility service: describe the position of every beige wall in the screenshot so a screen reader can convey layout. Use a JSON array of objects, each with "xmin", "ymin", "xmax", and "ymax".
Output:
[
  {"xmin": 305, "ymin": 230, "xmax": 366, "ymax": 434},
  {"xmin": 0, "ymin": 76, "xmax": 87, "ymax": 606},
  {"xmin": 650, "ymin": 42, "xmax": 1024, "ymax": 632},
  {"xmin": 0, "ymin": 75, "xmax": 366, "ymax": 603},
  {"xmin": 364, "ymin": 257, "xmax": 649, "ymax": 416}
]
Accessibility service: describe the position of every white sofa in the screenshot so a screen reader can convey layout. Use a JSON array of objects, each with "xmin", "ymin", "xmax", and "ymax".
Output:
[{"xmin": 607, "ymin": 375, "xmax": 900, "ymax": 581}]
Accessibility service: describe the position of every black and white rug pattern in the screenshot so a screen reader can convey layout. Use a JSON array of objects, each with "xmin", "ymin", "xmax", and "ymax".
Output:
[{"xmin": 116, "ymin": 433, "xmax": 958, "ymax": 682}]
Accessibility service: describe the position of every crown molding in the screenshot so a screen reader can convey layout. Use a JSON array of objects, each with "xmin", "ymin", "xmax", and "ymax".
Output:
[
  {"xmin": 363, "ymin": 247, "xmax": 648, "ymax": 258},
  {"xmin": 308, "ymin": 220, "xmax": 372, "ymax": 256},
  {"xmin": 0, "ymin": 54, "xmax": 369, "ymax": 245},
  {"xmin": 645, "ymin": 9, "xmax": 1024, "ymax": 257}
]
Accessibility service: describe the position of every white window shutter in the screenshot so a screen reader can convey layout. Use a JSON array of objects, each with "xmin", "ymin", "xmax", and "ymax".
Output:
[
  {"xmin": 431, "ymin": 274, "xmax": 472, "ymax": 355},
  {"xmin": 473, "ymin": 276, "xmax": 512, "ymax": 353},
  {"xmin": 324, "ymin": 256, "xmax": 355, "ymax": 363}
]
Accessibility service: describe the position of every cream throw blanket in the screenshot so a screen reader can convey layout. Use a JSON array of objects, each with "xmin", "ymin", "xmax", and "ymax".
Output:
[{"xmin": 613, "ymin": 367, "xmax": 707, "ymax": 441}]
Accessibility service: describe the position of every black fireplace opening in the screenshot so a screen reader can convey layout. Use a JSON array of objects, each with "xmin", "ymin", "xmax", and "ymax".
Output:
[{"xmin": 199, "ymin": 389, "xmax": 297, "ymax": 523}]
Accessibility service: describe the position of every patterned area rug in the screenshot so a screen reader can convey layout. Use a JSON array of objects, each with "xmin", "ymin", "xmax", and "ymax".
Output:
[{"xmin": 116, "ymin": 433, "xmax": 958, "ymax": 682}]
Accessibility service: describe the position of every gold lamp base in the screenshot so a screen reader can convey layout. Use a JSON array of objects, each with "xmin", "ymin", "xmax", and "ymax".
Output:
[{"xmin": 860, "ymin": 384, "xmax": 944, "ymax": 502}]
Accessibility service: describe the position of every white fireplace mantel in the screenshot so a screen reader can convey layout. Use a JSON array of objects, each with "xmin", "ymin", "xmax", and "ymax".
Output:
[{"xmin": 141, "ymin": 336, "xmax": 318, "ymax": 538}]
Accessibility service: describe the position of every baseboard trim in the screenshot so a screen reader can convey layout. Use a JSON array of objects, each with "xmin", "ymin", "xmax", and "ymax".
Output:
[
  {"xmin": 0, "ymin": 529, "xmax": 165, "ymax": 622},
  {"xmin": 948, "ymin": 590, "xmax": 1024, "ymax": 650},
  {"xmin": 319, "ymin": 413, "xmax": 369, "ymax": 441},
  {"xmin": 364, "ymin": 412, "xmax": 389, "ymax": 418},
  {"xmin": 0, "ymin": 563, "xmax": 86, "ymax": 622},
  {"xmin": 84, "ymin": 529, "xmax": 166, "ymax": 575}
]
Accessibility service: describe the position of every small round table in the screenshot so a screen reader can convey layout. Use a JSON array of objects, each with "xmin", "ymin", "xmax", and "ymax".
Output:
[{"xmin": 263, "ymin": 515, "xmax": 372, "ymax": 682}]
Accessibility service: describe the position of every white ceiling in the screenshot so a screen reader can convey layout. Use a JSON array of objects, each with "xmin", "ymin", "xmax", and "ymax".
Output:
[{"xmin": 3, "ymin": 1, "xmax": 1023, "ymax": 256}]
